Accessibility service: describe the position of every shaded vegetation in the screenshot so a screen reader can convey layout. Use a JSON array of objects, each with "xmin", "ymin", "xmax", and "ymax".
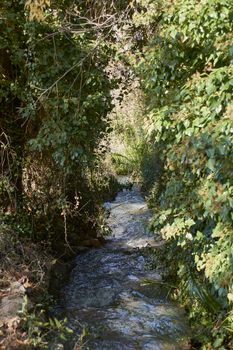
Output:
[
  {"xmin": 0, "ymin": 0, "xmax": 134, "ymax": 254},
  {"xmin": 0, "ymin": 0, "xmax": 233, "ymax": 349},
  {"xmin": 0, "ymin": 0, "xmax": 126, "ymax": 347}
]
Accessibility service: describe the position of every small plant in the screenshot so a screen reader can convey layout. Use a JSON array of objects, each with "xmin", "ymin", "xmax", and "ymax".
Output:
[{"xmin": 18, "ymin": 296, "xmax": 73, "ymax": 349}]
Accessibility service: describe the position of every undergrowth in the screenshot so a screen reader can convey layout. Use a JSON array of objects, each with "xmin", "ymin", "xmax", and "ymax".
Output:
[{"xmin": 0, "ymin": 222, "xmax": 86, "ymax": 349}]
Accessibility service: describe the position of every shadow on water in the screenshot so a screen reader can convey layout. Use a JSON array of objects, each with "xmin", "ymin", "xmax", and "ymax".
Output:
[{"xmin": 61, "ymin": 182, "xmax": 190, "ymax": 349}]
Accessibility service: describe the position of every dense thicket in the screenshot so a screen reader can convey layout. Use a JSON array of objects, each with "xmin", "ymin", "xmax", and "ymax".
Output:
[
  {"xmin": 0, "ymin": 0, "xmax": 125, "ymax": 251},
  {"xmin": 130, "ymin": 0, "xmax": 233, "ymax": 348}
]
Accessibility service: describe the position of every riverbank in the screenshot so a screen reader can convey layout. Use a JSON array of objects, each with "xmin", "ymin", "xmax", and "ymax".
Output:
[
  {"xmin": 0, "ymin": 173, "xmax": 121, "ymax": 349},
  {"xmin": 0, "ymin": 226, "xmax": 52, "ymax": 349}
]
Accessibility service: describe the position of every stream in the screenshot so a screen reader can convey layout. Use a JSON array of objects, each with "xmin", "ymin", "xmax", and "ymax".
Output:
[{"xmin": 62, "ymin": 184, "xmax": 190, "ymax": 349}]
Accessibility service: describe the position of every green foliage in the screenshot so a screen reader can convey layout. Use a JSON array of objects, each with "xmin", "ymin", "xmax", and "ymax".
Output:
[
  {"xmin": 0, "ymin": 5, "xmax": 123, "ymax": 346},
  {"xmin": 110, "ymin": 88, "xmax": 163, "ymax": 189},
  {"xmin": 134, "ymin": 0, "xmax": 233, "ymax": 347},
  {"xmin": 111, "ymin": 126, "xmax": 151, "ymax": 177},
  {"xmin": 19, "ymin": 296, "xmax": 73, "ymax": 349},
  {"xmin": 0, "ymin": 0, "xmax": 118, "ymax": 245}
]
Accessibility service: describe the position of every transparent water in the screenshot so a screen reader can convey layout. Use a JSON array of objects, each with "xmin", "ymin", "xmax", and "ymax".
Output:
[{"xmin": 63, "ymin": 185, "xmax": 190, "ymax": 349}]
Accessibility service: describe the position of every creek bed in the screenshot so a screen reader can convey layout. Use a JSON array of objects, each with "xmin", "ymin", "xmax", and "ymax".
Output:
[{"xmin": 62, "ymin": 185, "xmax": 190, "ymax": 349}]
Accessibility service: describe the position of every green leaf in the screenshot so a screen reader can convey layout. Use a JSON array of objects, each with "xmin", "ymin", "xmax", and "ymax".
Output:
[{"xmin": 207, "ymin": 158, "xmax": 215, "ymax": 171}]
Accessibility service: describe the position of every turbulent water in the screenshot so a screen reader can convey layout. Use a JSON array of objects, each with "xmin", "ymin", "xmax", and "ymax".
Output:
[{"xmin": 63, "ymin": 185, "xmax": 190, "ymax": 350}]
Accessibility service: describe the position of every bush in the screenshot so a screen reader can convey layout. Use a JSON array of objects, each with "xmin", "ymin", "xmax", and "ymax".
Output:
[{"xmin": 134, "ymin": 0, "xmax": 233, "ymax": 347}]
